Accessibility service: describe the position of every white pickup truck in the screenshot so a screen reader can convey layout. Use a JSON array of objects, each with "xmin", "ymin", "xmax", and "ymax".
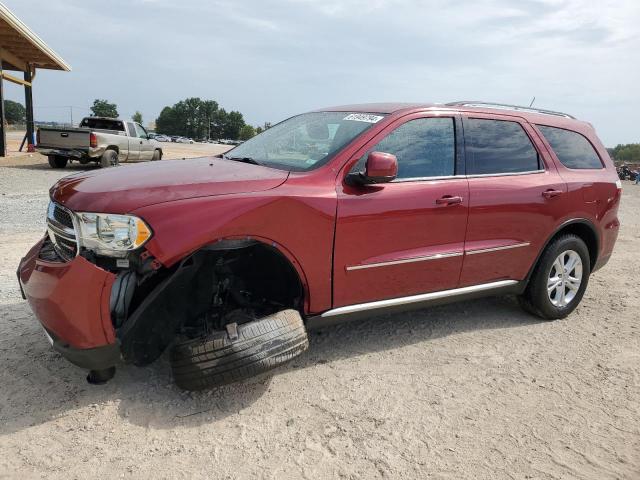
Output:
[{"xmin": 37, "ymin": 117, "xmax": 163, "ymax": 168}]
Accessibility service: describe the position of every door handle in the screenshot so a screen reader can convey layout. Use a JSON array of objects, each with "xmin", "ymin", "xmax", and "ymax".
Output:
[
  {"xmin": 542, "ymin": 189, "xmax": 563, "ymax": 199},
  {"xmin": 436, "ymin": 195, "xmax": 463, "ymax": 205}
]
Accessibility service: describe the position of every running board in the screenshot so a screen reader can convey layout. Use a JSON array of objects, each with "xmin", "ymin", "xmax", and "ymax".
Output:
[{"xmin": 306, "ymin": 280, "xmax": 521, "ymax": 330}]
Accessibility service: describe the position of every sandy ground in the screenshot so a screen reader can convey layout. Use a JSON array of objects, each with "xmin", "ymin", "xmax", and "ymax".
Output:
[{"xmin": 0, "ymin": 155, "xmax": 638, "ymax": 479}]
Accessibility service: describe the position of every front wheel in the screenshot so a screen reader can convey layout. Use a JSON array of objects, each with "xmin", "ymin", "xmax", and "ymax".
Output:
[
  {"xmin": 171, "ymin": 309, "xmax": 309, "ymax": 391},
  {"xmin": 48, "ymin": 155, "xmax": 68, "ymax": 169},
  {"xmin": 519, "ymin": 234, "xmax": 590, "ymax": 320},
  {"xmin": 152, "ymin": 149, "xmax": 162, "ymax": 161}
]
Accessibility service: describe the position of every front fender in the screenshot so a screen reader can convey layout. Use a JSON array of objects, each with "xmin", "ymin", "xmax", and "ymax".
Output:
[{"xmin": 132, "ymin": 188, "xmax": 336, "ymax": 314}]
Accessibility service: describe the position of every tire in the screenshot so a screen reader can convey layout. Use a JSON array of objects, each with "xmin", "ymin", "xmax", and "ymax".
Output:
[
  {"xmin": 100, "ymin": 149, "xmax": 119, "ymax": 168},
  {"xmin": 171, "ymin": 309, "xmax": 309, "ymax": 391},
  {"xmin": 48, "ymin": 155, "xmax": 68, "ymax": 169},
  {"xmin": 152, "ymin": 149, "xmax": 162, "ymax": 161},
  {"xmin": 519, "ymin": 234, "xmax": 590, "ymax": 320}
]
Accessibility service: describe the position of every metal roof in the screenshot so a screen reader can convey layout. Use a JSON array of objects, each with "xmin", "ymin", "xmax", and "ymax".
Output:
[{"xmin": 0, "ymin": 2, "xmax": 70, "ymax": 71}]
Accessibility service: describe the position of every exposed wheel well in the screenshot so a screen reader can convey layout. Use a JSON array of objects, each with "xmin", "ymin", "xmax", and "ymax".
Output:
[
  {"xmin": 106, "ymin": 145, "xmax": 119, "ymax": 153},
  {"xmin": 117, "ymin": 240, "xmax": 304, "ymax": 365}
]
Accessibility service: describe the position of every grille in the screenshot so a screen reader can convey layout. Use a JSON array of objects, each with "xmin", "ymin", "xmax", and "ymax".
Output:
[
  {"xmin": 52, "ymin": 205, "xmax": 74, "ymax": 229},
  {"xmin": 46, "ymin": 202, "xmax": 78, "ymax": 261}
]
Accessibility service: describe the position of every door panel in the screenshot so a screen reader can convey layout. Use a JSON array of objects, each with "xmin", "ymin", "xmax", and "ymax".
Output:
[
  {"xmin": 333, "ymin": 114, "xmax": 468, "ymax": 308},
  {"xmin": 126, "ymin": 122, "xmax": 140, "ymax": 161},
  {"xmin": 334, "ymin": 179, "xmax": 469, "ymax": 306},
  {"xmin": 459, "ymin": 114, "xmax": 568, "ymax": 286},
  {"xmin": 136, "ymin": 123, "xmax": 155, "ymax": 160},
  {"xmin": 460, "ymin": 171, "xmax": 566, "ymax": 285}
]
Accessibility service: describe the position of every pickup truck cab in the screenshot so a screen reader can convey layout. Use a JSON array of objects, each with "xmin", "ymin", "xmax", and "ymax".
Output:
[
  {"xmin": 37, "ymin": 117, "xmax": 162, "ymax": 168},
  {"xmin": 18, "ymin": 102, "xmax": 621, "ymax": 390}
]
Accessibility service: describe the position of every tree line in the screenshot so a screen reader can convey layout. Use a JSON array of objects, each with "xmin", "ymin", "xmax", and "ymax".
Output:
[
  {"xmin": 608, "ymin": 144, "xmax": 640, "ymax": 163},
  {"xmin": 87, "ymin": 97, "xmax": 264, "ymax": 141}
]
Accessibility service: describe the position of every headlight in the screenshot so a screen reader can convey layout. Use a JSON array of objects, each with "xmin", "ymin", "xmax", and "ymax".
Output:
[{"xmin": 75, "ymin": 212, "xmax": 152, "ymax": 257}]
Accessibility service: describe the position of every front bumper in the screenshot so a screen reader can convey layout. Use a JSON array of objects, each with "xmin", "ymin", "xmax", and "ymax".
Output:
[{"xmin": 17, "ymin": 236, "xmax": 120, "ymax": 370}]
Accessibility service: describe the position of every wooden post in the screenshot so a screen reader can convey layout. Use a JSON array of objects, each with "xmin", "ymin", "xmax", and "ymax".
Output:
[
  {"xmin": 0, "ymin": 67, "xmax": 5, "ymax": 157},
  {"xmin": 24, "ymin": 66, "xmax": 34, "ymax": 151}
]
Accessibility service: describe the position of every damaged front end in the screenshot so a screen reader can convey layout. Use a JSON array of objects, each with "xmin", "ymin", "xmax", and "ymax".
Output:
[
  {"xmin": 21, "ymin": 201, "xmax": 304, "ymax": 379},
  {"xmin": 109, "ymin": 239, "xmax": 304, "ymax": 366}
]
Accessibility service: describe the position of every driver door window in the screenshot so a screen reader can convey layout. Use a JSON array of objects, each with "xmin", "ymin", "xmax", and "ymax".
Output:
[{"xmin": 353, "ymin": 117, "xmax": 456, "ymax": 179}]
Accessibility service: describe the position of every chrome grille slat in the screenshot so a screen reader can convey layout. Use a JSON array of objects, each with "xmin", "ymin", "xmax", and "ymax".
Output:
[{"xmin": 47, "ymin": 202, "xmax": 78, "ymax": 261}]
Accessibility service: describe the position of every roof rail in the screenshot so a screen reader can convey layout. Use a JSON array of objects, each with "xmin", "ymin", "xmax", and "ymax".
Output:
[{"xmin": 445, "ymin": 101, "xmax": 575, "ymax": 119}]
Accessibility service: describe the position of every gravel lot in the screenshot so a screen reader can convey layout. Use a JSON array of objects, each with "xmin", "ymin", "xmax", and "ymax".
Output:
[{"xmin": 0, "ymin": 154, "xmax": 638, "ymax": 479}]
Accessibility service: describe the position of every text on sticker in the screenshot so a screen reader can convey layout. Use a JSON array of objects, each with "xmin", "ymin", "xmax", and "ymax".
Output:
[{"xmin": 343, "ymin": 114, "xmax": 384, "ymax": 123}]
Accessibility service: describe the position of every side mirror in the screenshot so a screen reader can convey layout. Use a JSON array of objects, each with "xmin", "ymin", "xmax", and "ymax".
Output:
[{"xmin": 347, "ymin": 151, "xmax": 398, "ymax": 186}]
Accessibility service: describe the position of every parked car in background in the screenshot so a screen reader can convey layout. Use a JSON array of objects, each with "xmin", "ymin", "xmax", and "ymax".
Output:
[
  {"xmin": 19, "ymin": 101, "xmax": 620, "ymax": 391},
  {"xmin": 176, "ymin": 137, "xmax": 195, "ymax": 144},
  {"xmin": 37, "ymin": 117, "xmax": 163, "ymax": 168},
  {"xmin": 154, "ymin": 134, "xmax": 172, "ymax": 142}
]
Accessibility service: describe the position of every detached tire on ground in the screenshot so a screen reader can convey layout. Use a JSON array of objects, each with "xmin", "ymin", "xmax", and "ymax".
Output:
[
  {"xmin": 171, "ymin": 309, "xmax": 309, "ymax": 391},
  {"xmin": 48, "ymin": 155, "xmax": 68, "ymax": 169},
  {"xmin": 100, "ymin": 149, "xmax": 119, "ymax": 168}
]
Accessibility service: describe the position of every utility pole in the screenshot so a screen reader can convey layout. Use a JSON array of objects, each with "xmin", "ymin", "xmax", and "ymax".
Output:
[{"xmin": 69, "ymin": 105, "xmax": 73, "ymax": 126}]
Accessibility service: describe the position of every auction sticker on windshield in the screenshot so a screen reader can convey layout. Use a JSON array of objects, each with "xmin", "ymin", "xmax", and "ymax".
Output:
[{"xmin": 343, "ymin": 113, "xmax": 384, "ymax": 123}]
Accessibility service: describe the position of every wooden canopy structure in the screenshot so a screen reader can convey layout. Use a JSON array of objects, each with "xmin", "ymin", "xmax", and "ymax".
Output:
[{"xmin": 0, "ymin": 2, "xmax": 71, "ymax": 157}]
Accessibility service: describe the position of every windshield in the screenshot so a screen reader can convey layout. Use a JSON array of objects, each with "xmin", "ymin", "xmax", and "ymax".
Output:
[{"xmin": 224, "ymin": 111, "xmax": 386, "ymax": 171}]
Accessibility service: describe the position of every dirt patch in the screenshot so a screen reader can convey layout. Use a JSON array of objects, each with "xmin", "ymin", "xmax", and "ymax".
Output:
[{"xmin": 0, "ymin": 162, "xmax": 638, "ymax": 479}]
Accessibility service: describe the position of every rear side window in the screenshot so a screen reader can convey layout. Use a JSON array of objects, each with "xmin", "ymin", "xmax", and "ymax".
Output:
[
  {"xmin": 466, "ymin": 119, "xmax": 539, "ymax": 175},
  {"xmin": 537, "ymin": 125, "xmax": 603, "ymax": 169}
]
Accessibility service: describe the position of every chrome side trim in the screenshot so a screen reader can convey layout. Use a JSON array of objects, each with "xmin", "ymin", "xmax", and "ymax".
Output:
[
  {"xmin": 465, "ymin": 242, "xmax": 530, "ymax": 256},
  {"xmin": 321, "ymin": 280, "xmax": 518, "ymax": 317},
  {"xmin": 346, "ymin": 251, "xmax": 463, "ymax": 271},
  {"xmin": 466, "ymin": 170, "xmax": 544, "ymax": 178},
  {"xmin": 392, "ymin": 175, "xmax": 459, "ymax": 183}
]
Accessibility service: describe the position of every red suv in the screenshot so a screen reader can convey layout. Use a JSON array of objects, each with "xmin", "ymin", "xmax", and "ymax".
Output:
[{"xmin": 18, "ymin": 102, "xmax": 621, "ymax": 390}]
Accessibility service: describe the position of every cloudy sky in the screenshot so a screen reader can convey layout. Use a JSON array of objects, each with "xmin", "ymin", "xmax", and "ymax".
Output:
[{"xmin": 3, "ymin": 0, "xmax": 639, "ymax": 145}]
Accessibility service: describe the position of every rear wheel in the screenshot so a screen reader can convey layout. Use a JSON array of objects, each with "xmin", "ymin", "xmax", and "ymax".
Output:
[
  {"xmin": 171, "ymin": 309, "xmax": 309, "ymax": 391},
  {"xmin": 519, "ymin": 234, "xmax": 590, "ymax": 320},
  {"xmin": 100, "ymin": 149, "xmax": 119, "ymax": 168},
  {"xmin": 48, "ymin": 155, "xmax": 68, "ymax": 169}
]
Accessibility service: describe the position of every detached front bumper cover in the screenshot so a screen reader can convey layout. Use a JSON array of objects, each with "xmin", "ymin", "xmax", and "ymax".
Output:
[{"xmin": 18, "ymin": 236, "xmax": 120, "ymax": 370}]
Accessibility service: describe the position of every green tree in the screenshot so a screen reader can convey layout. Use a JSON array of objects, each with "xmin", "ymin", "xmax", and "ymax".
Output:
[
  {"xmin": 3, "ymin": 100, "xmax": 26, "ymax": 124},
  {"xmin": 239, "ymin": 124, "xmax": 256, "ymax": 141},
  {"xmin": 611, "ymin": 143, "xmax": 640, "ymax": 163},
  {"xmin": 132, "ymin": 111, "xmax": 143, "ymax": 123},
  {"xmin": 90, "ymin": 99, "xmax": 119, "ymax": 118},
  {"xmin": 155, "ymin": 106, "xmax": 178, "ymax": 135},
  {"xmin": 223, "ymin": 111, "xmax": 245, "ymax": 140}
]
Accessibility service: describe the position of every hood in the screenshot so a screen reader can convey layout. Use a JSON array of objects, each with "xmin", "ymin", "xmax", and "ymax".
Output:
[{"xmin": 51, "ymin": 157, "xmax": 289, "ymax": 213}]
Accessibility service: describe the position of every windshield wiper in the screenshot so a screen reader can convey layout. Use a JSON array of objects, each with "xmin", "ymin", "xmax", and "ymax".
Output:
[{"xmin": 223, "ymin": 155, "xmax": 261, "ymax": 166}]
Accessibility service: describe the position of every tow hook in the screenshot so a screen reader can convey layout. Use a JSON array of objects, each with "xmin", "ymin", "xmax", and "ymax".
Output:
[{"xmin": 87, "ymin": 367, "xmax": 116, "ymax": 385}]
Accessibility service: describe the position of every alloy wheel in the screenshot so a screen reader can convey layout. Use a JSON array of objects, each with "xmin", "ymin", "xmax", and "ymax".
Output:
[{"xmin": 547, "ymin": 250, "xmax": 583, "ymax": 307}]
